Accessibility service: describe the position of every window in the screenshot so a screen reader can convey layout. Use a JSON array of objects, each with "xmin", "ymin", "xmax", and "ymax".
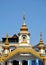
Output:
[{"xmin": 22, "ymin": 35, "xmax": 26, "ymax": 40}]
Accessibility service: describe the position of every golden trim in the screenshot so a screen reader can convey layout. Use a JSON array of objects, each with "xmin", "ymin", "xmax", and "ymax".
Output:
[{"xmin": 0, "ymin": 47, "xmax": 46, "ymax": 62}]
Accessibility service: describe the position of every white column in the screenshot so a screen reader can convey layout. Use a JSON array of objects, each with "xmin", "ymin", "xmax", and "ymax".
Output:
[
  {"xmin": 36, "ymin": 58, "xmax": 39, "ymax": 65},
  {"xmin": 7, "ymin": 61, "xmax": 13, "ymax": 65},
  {"xmin": 28, "ymin": 60, "xmax": 30, "ymax": 65},
  {"xmin": 19, "ymin": 61, "xmax": 22, "ymax": 65},
  {"xmin": 28, "ymin": 60, "xmax": 32, "ymax": 65}
]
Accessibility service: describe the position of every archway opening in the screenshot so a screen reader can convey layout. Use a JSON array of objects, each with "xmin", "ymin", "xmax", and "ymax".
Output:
[
  {"xmin": 13, "ymin": 60, "xmax": 19, "ymax": 65},
  {"xmin": 22, "ymin": 60, "xmax": 28, "ymax": 65}
]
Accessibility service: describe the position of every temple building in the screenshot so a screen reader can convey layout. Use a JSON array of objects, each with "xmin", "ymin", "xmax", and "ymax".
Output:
[{"xmin": 0, "ymin": 16, "xmax": 46, "ymax": 65}]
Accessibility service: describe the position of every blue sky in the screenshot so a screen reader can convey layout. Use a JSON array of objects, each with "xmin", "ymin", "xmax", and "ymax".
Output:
[{"xmin": 0, "ymin": 0, "xmax": 46, "ymax": 45}]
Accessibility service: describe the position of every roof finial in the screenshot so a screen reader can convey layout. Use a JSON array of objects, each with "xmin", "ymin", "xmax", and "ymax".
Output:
[
  {"xmin": 23, "ymin": 14, "xmax": 26, "ymax": 21},
  {"xmin": 23, "ymin": 11, "xmax": 26, "ymax": 21},
  {"xmin": 22, "ymin": 11, "xmax": 26, "ymax": 26},
  {"xmin": 5, "ymin": 33, "xmax": 9, "ymax": 45},
  {"xmin": 39, "ymin": 32, "xmax": 44, "ymax": 46},
  {"xmin": 6, "ymin": 33, "xmax": 8, "ymax": 38},
  {"xmin": 40, "ymin": 32, "xmax": 42, "ymax": 39}
]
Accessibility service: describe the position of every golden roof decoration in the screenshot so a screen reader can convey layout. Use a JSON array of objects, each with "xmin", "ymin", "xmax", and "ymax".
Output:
[
  {"xmin": 5, "ymin": 33, "xmax": 9, "ymax": 45},
  {"xmin": 38, "ymin": 32, "xmax": 44, "ymax": 47},
  {"xmin": 21, "ymin": 14, "xmax": 27, "ymax": 30},
  {"xmin": 20, "ymin": 22, "xmax": 28, "ymax": 31},
  {"xmin": 18, "ymin": 15, "xmax": 30, "ymax": 36}
]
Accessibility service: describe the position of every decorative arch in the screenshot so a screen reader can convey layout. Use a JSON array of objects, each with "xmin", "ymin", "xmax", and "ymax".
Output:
[{"xmin": 0, "ymin": 47, "xmax": 45, "ymax": 62}]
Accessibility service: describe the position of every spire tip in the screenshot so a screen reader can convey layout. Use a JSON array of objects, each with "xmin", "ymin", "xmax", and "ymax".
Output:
[{"xmin": 40, "ymin": 32, "xmax": 42, "ymax": 38}]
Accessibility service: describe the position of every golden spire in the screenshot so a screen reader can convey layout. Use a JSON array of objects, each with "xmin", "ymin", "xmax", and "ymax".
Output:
[
  {"xmin": 22, "ymin": 14, "xmax": 28, "ymax": 32},
  {"xmin": 5, "ymin": 33, "xmax": 9, "ymax": 45},
  {"xmin": 18, "ymin": 13, "xmax": 30, "ymax": 36},
  {"xmin": 39, "ymin": 32, "xmax": 44, "ymax": 45}
]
